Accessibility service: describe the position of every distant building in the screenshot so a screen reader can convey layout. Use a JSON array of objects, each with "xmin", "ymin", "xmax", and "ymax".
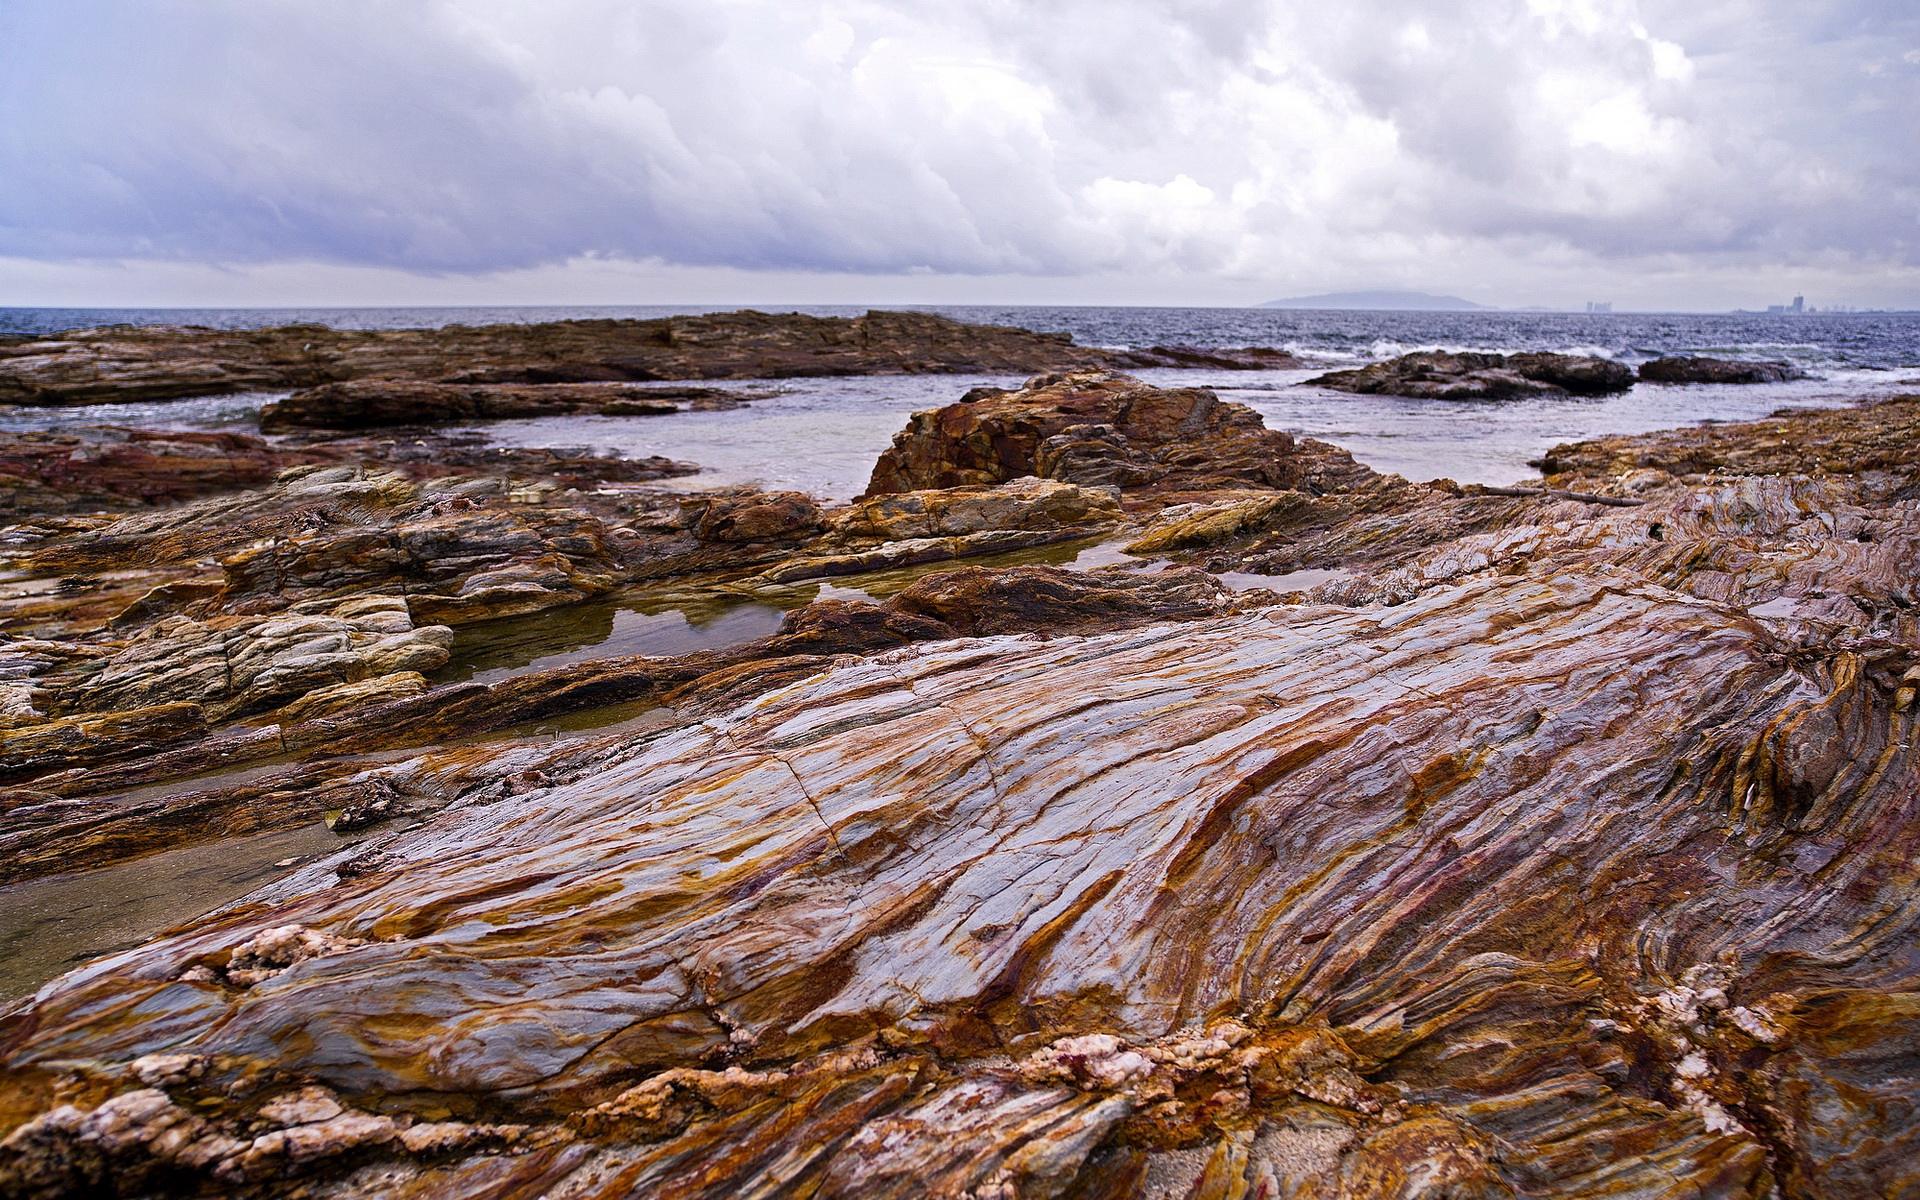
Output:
[
  {"xmin": 1584, "ymin": 301, "xmax": 1612, "ymax": 314},
  {"xmin": 1765, "ymin": 296, "xmax": 1808, "ymax": 315}
]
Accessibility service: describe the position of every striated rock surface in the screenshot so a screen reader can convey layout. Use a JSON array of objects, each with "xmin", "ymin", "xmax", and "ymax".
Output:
[
  {"xmin": 1537, "ymin": 394, "xmax": 1920, "ymax": 501},
  {"xmin": 3, "ymin": 377, "xmax": 1918, "ymax": 1198},
  {"xmin": 2, "ymin": 561, "xmax": 1915, "ymax": 1197},
  {"xmin": 0, "ymin": 310, "xmax": 1299, "ymax": 407},
  {"xmin": 1637, "ymin": 355, "xmax": 1805, "ymax": 385},
  {"xmin": 1308, "ymin": 350, "xmax": 1634, "ymax": 399},
  {"xmin": 866, "ymin": 369, "xmax": 1377, "ymax": 502},
  {"xmin": 0, "ymin": 425, "xmax": 695, "ymax": 522}
]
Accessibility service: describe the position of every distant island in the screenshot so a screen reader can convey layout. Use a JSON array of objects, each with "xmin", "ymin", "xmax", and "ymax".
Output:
[{"xmin": 1262, "ymin": 289, "xmax": 1490, "ymax": 311}]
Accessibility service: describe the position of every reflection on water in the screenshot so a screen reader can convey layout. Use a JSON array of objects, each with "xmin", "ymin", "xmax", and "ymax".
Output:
[
  {"xmin": 438, "ymin": 535, "xmax": 1123, "ymax": 687},
  {"xmin": 437, "ymin": 594, "xmax": 792, "ymax": 685},
  {"xmin": 1213, "ymin": 566, "xmax": 1351, "ymax": 593},
  {"xmin": 0, "ymin": 823, "xmax": 355, "ymax": 1004}
]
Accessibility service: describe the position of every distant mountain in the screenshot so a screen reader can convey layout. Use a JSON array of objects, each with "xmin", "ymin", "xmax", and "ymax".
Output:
[{"xmin": 1261, "ymin": 290, "xmax": 1490, "ymax": 311}]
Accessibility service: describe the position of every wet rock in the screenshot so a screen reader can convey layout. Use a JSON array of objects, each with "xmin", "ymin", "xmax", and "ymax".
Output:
[
  {"xmin": 3, "ymin": 562, "xmax": 1914, "ymax": 1196},
  {"xmin": 1110, "ymin": 344, "xmax": 1303, "ymax": 370},
  {"xmin": 0, "ymin": 310, "xmax": 1295, "ymax": 407},
  {"xmin": 1122, "ymin": 491, "xmax": 1305, "ymax": 553},
  {"xmin": 866, "ymin": 369, "xmax": 1375, "ymax": 501},
  {"xmin": 0, "ymin": 700, "xmax": 210, "ymax": 782},
  {"xmin": 259, "ymin": 380, "xmax": 765, "ymax": 430},
  {"xmin": 1309, "ymin": 350, "xmax": 1633, "ymax": 399},
  {"xmin": 0, "ymin": 426, "xmax": 336, "ymax": 515},
  {"xmin": 830, "ymin": 477, "xmax": 1122, "ymax": 541},
  {"xmin": 889, "ymin": 564, "xmax": 1231, "ymax": 635},
  {"xmin": 686, "ymin": 490, "xmax": 826, "ymax": 544},
  {"xmin": 274, "ymin": 671, "xmax": 430, "ymax": 724},
  {"xmin": 75, "ymin": 598, "xmax": 450, "ymax": 719},
  {"xmin": 758, "ymin": 528, "xmax": 1084, "ymax": 584},
  {"xmin": 0, "ymin": 596, "xmax": 453, "ymax": 772},
  {"xmin": 5, "ymin": 380, "xmax": 1919, "ymax": 1197},
  {"xmin": 1537, "ymin": 393, "xmax": 1920, "ymax": 502},
  {"xmin": 1638, "ymin": 355, "xmax": 1804, "ymax": 385}
]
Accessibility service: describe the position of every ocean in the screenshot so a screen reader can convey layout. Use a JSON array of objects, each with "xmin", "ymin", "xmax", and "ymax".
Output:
[
  {"xmin": 5, "ymin": 304, "xmax": 1918, "ymax": 497},
  {"xmin": 5, "ymin": 303, "xmax": 1919, "ymax": 371}
]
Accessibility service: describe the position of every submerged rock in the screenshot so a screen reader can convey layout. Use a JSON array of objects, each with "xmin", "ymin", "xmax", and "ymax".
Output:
[
  {"xmin": 1637, "ymin": 355, "xmax": 1805, "ymax": 385},
  {"xmin": 1309, "ymin": 350, "xmax": 1634, "ymax": 399}
]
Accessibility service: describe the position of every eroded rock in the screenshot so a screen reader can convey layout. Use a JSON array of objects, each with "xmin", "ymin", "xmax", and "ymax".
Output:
[
  {"xmin": 1638, "ymin": 355, "xmax": 1805, "ymax": 385},
  {"xmin": 1308, "ymin": 350, "xmax": 1634, "ymax": 399},
  {"xmin": 0, "ymin": 310, "xmax": 1295, "ymax": 407},
  {"xmin": 866, "ymin": 369, "xmax": 1376, "ymax": 501},
  {"xmin": 259, "ymin": 380, "xmax": 766, "ymax": 430}
]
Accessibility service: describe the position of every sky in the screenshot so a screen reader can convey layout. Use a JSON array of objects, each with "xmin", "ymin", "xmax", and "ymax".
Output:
[{"xmin": 1, "ymin": 0, "xmax": 1916, "ymax": 311}]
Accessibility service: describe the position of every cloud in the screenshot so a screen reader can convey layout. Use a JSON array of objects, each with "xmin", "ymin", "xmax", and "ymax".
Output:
[{"xmin": 0, "ymin": 0, "xmax": 1914, "ymax": 302}]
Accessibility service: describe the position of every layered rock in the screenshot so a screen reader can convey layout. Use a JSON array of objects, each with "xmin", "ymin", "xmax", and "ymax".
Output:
[
  {"xmin": 1537, "ymin": 394, "xmax": 1920, "ymax": 501},
  {"xmin": 1638, "ymin": 355, "xmax": 1805, "ymax": 385},
  {"xmin": 0, "ymin": 427, "xmax": 332, "ymax": 515},
  {"xmin": 258, "ymin": 381, "xmax": 766, "ymax": 430},
  {"xmin": 866, "ymin": 370, "xmax": 1377, "ymax": 501},
  {"xmin": 0, "ymin": 425, "xmax": 695, "ymax": 522},
  {"xmin": 1308, "ymin": 350, "xmax": 1634, "ymax": 399},
  {"xmin": 2, "ymin": 561, "xmax": 1913, "ymax": 1197},
  {"xmin": 4, "ymin": 378, "xmax": 1918, "ymax": 1199},
  {"xmin": 0, "ymin": 310, "xmax": 1299, "ymax": 407}
]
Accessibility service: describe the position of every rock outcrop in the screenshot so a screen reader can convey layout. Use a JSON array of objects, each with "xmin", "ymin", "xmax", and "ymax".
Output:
[
  {"xmin": 0, "ymin": 426, "xmax": 695, "ymax": 517},
  {"xmin": 3, "ymin": 561, "xmax": 1914, "ymax": 1197},
  {"xmin": 1637, "ymin": 356, "xmax": 1805, "ymax": 385},
  {"xmin": 1308, "ymin": 350, "xmax": 1634, "ymax": 399},
  {"xmin": 3, "ymin": 373, "xmax": 1918, "ymax": 1199},
  {"xmin": 0, "ymin": 427, "xmax": 332, "ymax": 515},
  {"xmin": 0, "ymin": 311, "xmax": 1300, "ymax": 407},
  {"xmin": 258, "ymin": 381, "xmax": 767, "ymax": 430},
  {"xmin": 866, "ymin": 369, "xmax": 1377, "ymax": 501}
]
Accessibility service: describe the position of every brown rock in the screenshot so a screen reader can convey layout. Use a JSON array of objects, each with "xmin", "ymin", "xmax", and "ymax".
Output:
[
  {"xmin": 1637, "ymin": 356, "xmax": 1804, "ymax": 385},
  {"xmin": 0, "ymin": 310, "xmax": 1299, "ymax": 408},
  {"xmin": 865, "ymin": 370, "xmax": 1375, "ymax": 501},
  {"xmin": 687, "ymin": 490, "xmax": 826, "ymax": 544},
  {"xmin": 0, "ymin": 426, "xmax": 334, "ymax": 515},
  {"xmin": 1309, "ymin": 350, "xmax": 1633, "ymax": 399},
  {"xmin": 889, "ymin": 564, "xmax": 1230, "ymax": 635},
  {"xmin": 258, "ymin": 380, "xmax": 763, "ymax": 430}
]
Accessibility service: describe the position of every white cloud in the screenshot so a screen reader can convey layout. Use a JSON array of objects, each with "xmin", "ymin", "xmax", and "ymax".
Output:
[{"xmin": 0, "ymin": 0, "xmax": 1914, "ymax": 307}]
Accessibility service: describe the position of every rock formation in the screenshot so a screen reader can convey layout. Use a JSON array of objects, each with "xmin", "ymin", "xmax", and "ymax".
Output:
[
  {"xmin": 0, "ymin": 426, "xmax": 695, "ymax": 517},
  {"xmin": 257, "ymin": 381, "xmax": 769, "ymax": 430},
  {"xmin": 866, "ymin": 369, "xmax": 1377, "ymax": 501},
  {"xmin": 2, "ymin": 369, "xmax": 1917, "ymax": 1199},
  {"xmin": 0, "ymin": 311, "xmax": 1301, "ymax": 408},
  {"xmin": 1637, "ymin": 356, "xmax": 1805, "ymax": 385},
  {"xmin": 1308, "ymin": 350, "xmax": 1634, "ymax": 399}
]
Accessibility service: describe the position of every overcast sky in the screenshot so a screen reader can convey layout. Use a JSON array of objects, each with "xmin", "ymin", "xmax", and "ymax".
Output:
[{"xmin": 2, "ymin": 0, "xmax": 1915, "ymax": 311}]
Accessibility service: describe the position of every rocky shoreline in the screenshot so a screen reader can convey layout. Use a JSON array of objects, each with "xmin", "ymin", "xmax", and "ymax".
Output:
[
  {"xmin": 1, "ymin": 314, "xmax": 1916, "ymax": 1198},
  {"xmin": 0, "ymin": 309, "xmax": 1298, "ymax": 408}
]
